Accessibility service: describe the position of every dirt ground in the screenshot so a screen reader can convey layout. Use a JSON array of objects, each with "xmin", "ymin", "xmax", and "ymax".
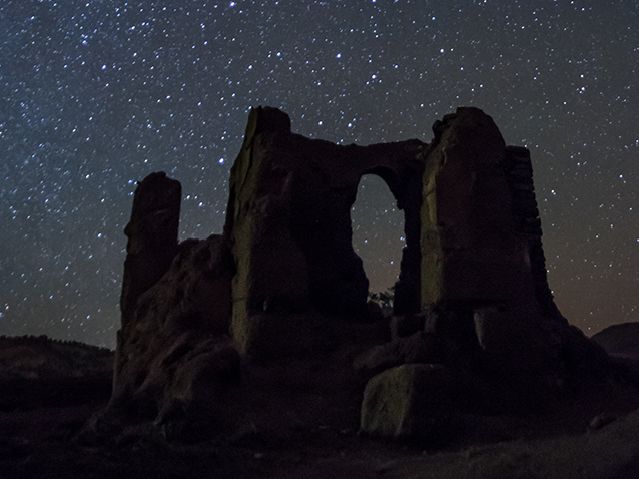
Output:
[
  {"xmin": 2, "ymin": 372, "xmax": 639, "ymax": 479},
  {"xmin": 3, "ymin": 335, "xmax": 639, "ymax": 479},
  {"xmin": 3, "ymin": 400, "xmax": 639, "ymax": 479}
]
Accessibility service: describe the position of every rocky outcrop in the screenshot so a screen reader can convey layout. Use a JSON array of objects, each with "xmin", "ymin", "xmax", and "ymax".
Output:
[
  {"xmin": 106, "ymin": 106, "xmax": 614, "ymax": 442},
  {"xmin": 108, "ymin": 179, "xmax": 239, "ymax": 435}
]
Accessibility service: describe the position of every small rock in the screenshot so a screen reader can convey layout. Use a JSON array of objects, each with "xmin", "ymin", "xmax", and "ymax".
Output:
[
  {"xmin": 589, "ymin": 413, "xmax": 616, "ymax": 431},
  {"xmin": 376, "ymin": 460, "xmax": 397, "ymax": 474}
]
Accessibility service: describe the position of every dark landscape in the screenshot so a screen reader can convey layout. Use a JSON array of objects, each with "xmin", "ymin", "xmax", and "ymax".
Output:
[{"xmin": 2, "ymin": 107, "xmax": 639, "ymax": 479}]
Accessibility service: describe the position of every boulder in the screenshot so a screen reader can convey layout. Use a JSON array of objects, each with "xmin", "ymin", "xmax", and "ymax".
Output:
[{"xmin": 360, "ymin": 364, "xmax": 457, "ymax": 440}]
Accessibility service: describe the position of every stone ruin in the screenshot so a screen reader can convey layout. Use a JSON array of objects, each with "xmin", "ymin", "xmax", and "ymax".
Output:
[{"xmin": 102, "ymin": 106, "xmax": 611, "ymax": 441}]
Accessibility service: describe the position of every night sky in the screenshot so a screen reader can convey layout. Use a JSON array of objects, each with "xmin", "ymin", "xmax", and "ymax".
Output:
[{"xmin": 1, "ymin": 1, "xmax": 637, "ymax": 348}]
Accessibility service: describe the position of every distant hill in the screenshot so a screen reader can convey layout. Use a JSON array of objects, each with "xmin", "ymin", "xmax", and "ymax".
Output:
[
  {"xmin": 591, "ymin": 323, "xmax": 639, "ymax": 359},
  {"xmin": 0, "ymin": 335, "xmax": 113, "ymax": 410}
]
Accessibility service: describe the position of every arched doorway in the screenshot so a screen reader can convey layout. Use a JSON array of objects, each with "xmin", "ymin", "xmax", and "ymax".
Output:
[{"xmin": 351, "ymin": 174, "xmax": 404, "ymax": 310}]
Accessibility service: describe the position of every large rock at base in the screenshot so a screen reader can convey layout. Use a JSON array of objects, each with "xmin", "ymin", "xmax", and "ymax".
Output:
[{"xmin": 360, "ymin": 364, "xmax": 457, "ymax": 440}]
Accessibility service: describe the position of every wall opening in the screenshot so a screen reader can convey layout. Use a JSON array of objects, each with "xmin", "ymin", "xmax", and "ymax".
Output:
[{"xmin": 351, "ymin": 174, "xmax": 405, "ymax": 307}]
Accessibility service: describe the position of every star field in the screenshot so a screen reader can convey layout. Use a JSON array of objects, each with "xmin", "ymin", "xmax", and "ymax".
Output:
[{"xmin": 1, "ymin": 1, "xmax": 637, "ymax": 348}]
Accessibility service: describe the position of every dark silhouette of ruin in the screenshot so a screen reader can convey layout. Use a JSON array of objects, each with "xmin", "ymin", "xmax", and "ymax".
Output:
[{"xmin": 105, "ymin": 106, "xmax": 610, "ymax": 440}]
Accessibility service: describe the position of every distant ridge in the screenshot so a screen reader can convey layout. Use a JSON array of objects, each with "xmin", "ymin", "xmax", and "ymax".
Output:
[
  {"xmin": 592, "ymin": 322, "xmax": 639, "ymax": 357},
  {"xmin": 0, "ymin": 335, "xmax": 113, "ymax": 410}
]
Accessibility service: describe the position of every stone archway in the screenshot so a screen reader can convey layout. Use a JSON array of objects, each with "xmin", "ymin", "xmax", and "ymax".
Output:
[
  {"xmin": 350, "ymin": 173, "xmax": 404, "ymax": 306},
  {"xmin": 220, "ymin": 108, "xmax": 426, "ymax": 356}
]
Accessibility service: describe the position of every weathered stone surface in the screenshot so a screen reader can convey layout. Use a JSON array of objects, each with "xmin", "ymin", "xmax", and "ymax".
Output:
[
  {"xmin": 229, "ymin": 311, "xmax": 339, "ymax": 359},
  {"xmin": 421, "ymin": 107, "xmax": 535, "ymax": 307},
  {"xmin": 360, "ymin": 364, "xmax": 456, "ymax": 439}
]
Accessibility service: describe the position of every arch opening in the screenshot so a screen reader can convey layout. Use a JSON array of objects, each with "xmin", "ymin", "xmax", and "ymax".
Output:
[{"xmin": 351, "ymin": 173, "xmax": 405, "ymax": 310}]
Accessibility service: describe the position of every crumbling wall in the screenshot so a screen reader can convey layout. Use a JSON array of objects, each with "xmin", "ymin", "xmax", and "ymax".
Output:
[{"xmin": 223, "ymin": 106, "xmax": 426, "ymax": 356}]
